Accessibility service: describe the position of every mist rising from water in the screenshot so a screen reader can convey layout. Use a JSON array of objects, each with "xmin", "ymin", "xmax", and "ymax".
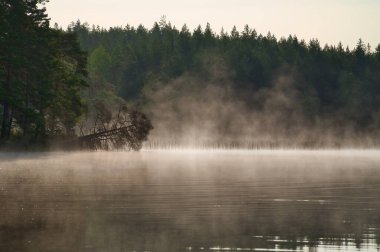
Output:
[
  {"xmin": 1, "ymin": 150, "xmax": 380, "ymax": 251},
  {"xmin": 141, "ymin": 57, "xmax": 379, "ymax": 149}
]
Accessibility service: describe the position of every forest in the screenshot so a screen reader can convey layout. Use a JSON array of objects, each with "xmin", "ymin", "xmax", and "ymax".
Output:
[
  {"xmin": 69, "ymin": 18, "xmax": 380, "ymax": 147},
  {"xmin": 1, "ymin": 1, "xmax": 380, "ymax": 149},
  {"xmin": 0, "ymin": 0, "xmax": 151, "ymax": 150},
  {"xmin": 0, "ymin": 0, "xmax": 87, "ymax": 148}
]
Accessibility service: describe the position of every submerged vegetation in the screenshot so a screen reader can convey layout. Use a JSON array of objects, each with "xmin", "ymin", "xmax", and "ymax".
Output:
[{"xmin": 1, "ymin": 1, "xmax": 380, "ymax": 149}]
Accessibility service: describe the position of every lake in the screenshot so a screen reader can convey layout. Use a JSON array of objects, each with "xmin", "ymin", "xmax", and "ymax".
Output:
[{"xmin": 0, "ymin": 150, "xmax": 380, "ymax": 252}]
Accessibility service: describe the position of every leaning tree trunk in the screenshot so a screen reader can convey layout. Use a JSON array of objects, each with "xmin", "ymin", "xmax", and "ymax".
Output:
[{"xmin": 72, "ymin": 106, "xmax": 153, "ymax": 151}]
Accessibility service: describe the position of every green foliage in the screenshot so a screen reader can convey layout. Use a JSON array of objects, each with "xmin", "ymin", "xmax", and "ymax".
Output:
[
  {"xmin": 0, "ymin": 0, "xmax": 87, "ymax": 146},
  {"xmin": 88, "ymin": 45, "xmax": 111, "ymax": 77},
  {"xmin": 68, "ymin": 20, "xmax": 380, "ymax": 135}
]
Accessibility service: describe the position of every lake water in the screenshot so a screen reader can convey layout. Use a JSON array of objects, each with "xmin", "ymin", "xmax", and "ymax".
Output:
[{"xmin": 0, "ymin": 150, "xmax": 380, "ymax": 252}]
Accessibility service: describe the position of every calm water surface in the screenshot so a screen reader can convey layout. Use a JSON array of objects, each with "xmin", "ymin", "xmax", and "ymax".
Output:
[{"xmin": 0, "ymin": 150, "xmax": 380, "ymax": 252}]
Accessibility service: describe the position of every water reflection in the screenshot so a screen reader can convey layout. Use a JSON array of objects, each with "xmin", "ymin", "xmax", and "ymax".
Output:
[{"xmin": 0, "ymin": 150, "xmax": 379, "ymax": 252}]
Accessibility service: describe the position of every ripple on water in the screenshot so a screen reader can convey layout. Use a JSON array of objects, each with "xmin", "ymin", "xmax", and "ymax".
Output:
[{"xmin": 0, "ymin": 150, "xmax": 380, "ymax": 252}]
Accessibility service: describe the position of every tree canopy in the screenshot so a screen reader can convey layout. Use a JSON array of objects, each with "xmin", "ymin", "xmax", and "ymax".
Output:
[
  {"xmin": 69, "ymin": 20, "xmax": 380, "ymax": 145},
  {"xmin": 0, "ymin": 0, "xmax": 87, "ymax": 146},
  {"xmin": 2, "ymin": 5, "xmax": 380, "ymax": 148}
]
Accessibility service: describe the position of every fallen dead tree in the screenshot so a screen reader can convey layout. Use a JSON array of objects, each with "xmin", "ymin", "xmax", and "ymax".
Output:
[{"xmin": 75, "ymin": 105, "xmax": 153, "ymax": 151}]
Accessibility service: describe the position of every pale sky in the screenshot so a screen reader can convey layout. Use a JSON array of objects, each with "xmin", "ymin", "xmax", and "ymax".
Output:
[{"xmin": 45, "ymin": 0, "xmax": 380, "ymax": 49}]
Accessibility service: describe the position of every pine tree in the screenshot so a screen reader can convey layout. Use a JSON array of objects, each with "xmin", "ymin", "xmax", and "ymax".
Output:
[{"xmin": 0, "ymin": 0, "xmax": 87, "ymax": 145}]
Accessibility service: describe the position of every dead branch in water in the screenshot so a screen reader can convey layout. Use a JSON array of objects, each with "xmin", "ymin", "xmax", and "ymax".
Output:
[{"xmin": 76, "ymin": 105, "xmax": 153, "ymax": 151}]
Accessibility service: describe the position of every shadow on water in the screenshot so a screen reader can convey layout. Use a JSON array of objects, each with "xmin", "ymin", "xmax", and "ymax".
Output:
[{"xmin": 0, "ymin": 150, "xmax": 380, "ymax": 252}]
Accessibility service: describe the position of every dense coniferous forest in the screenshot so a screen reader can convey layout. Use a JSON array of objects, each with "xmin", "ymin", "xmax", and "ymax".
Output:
[
  {"xmin": 69, "ymin": 19, "xmax": 380, "ymax": 147},
  {"xmin": 1, "ymin": 1, "xmax": 380, "ymax": 148},
  {"xmin": 0, "ymin": 1, "xmax": 151, "ymax": 150},
  {"xmin": 0, "ymin": 0, "xmax": 87, "ymax": 148}
]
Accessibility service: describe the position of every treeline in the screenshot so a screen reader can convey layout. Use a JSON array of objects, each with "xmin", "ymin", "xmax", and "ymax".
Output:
[
  {"xmin": 2, "ymin": 3, "xmax": 380, "ymax": 148},
  {"xmin": 70, "ymin": 18, "xmax": 380, "ymax": 138},
  {"xmin": 0, "ymin": 0, "xmax": 87, "ymax": 147}
]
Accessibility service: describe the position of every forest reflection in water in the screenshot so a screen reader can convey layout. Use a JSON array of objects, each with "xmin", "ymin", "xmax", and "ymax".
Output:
[{"xmin": 0, "ymin": 150, "xmax": 380, "ymax": 252}]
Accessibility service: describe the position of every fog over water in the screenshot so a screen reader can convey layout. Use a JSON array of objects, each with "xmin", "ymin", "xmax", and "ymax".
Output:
[
  {"xmin": 142, "ymin": 63, "xmax": 380, "ymax": 149},
  {"xmin": 1, "ymin": 150, "xmax": 380, "ymax": 251}
]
